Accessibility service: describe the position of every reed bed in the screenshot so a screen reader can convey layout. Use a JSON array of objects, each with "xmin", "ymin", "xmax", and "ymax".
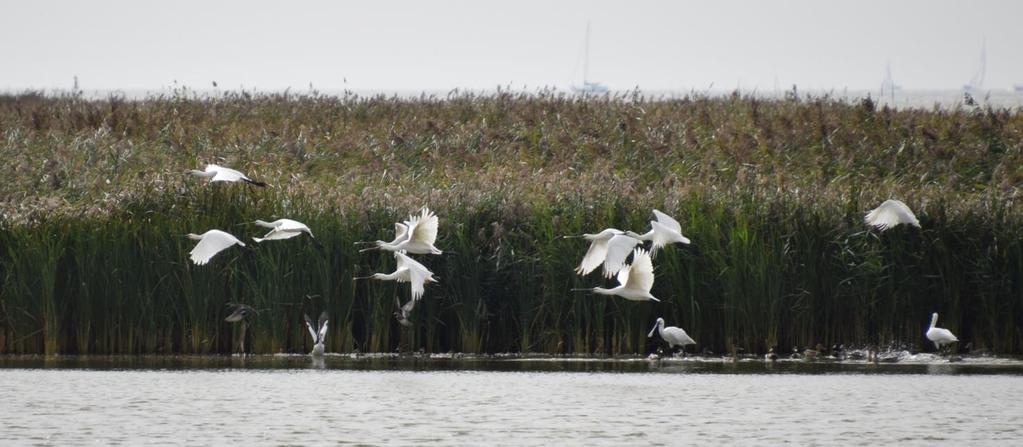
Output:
[{"xmin": 1, "ymin": 90, "xmax": 1021, "ymax": 355}]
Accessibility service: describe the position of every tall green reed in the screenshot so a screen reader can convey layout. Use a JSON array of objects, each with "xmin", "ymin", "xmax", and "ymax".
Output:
[{"xmin": 2, "ymin": 92, "xmax": 1022, "ymax": 355}]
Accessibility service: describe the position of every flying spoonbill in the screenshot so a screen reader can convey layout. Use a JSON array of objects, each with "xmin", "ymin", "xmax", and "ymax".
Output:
[
  {"xmin": 186, "ymin": 229, "xmax": 249, "ymax": 265},
  {"xmin": 251, "ymin": 218, "xmax": 323, "ymax": 249},
  {"xmin": 865, "ymin": 199, "xmax": 920, "ymax": 231},
  {"xmin": 626, "ymin": 209, "xmax": 691, "ymax": 257},
  {"xmin": 188, "ymin": 163, "xmax": 267, "ymax": 187},
  {"xmin": 357, "ymin": 222, "xmax": 409, "ymax": 248},
  {"xmin": 573, "ymin": 248, "xmax": 659, "ymax": 302},
  {"xmin": 568, "ymin": 229, "xmax": 641, "ymax": 278},
  {"xmin": 361, "ymin": 208, "xmax": 442, "ymax": 255},
  {"xmin": 354, "ymin": 251, "xmax": 437, "ymax": 301}
]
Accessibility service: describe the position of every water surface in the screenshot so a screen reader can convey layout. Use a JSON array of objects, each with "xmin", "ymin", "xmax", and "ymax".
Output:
[{"xmin": 2, "ymin": 356, "xmax": 1021, "ymax": 445}]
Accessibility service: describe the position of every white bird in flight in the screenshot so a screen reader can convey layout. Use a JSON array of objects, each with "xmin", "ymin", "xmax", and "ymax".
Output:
[
  {"xmin": 865, "ymin": 199, "xmax": 920, "ymax": 231},
  {"xmin": 600, "ymin": 234, "xmax": 643, "ymax": 279},
  {"xmin": 304, "ymin": 311, "xmax": 329, "ymax": 357},
  {"xmin": 573, "ymin": 248, "xmax": 659, "ymax": 302},
  {"xmin": 360, "ymin": 208, "xmax": 442, "ymax": 255},
  {"xmin": 568, "ymin": 229, "xmax": 642, "ymax": 278},
  {"xmin": 357, "ymin": 222, "xmax": 409, "ymax": 248},
  {"xmin": 648, "ymin": 317, "xmax": 696, "ymax": 356},
  {"xmin": 188, "ymin": 163, "xmax": 267, "ymax": 187},
  {"xmin": 627, "ymin": 210, "xmax": 691, "ymax": 257},
  {"xmin": 186, "ymin": 229, "xmax": 249, "ymax": 265},
  {"xmin": 926, "ymin": 312, "xmax": 958, "ymax": 350},
  {"xmin": 251, "ymin": 218, "xmax": 321, "ymax": 248},
  {"xmin": 354, "ymin": 251, "xmax": 438, "ymax": 301}
]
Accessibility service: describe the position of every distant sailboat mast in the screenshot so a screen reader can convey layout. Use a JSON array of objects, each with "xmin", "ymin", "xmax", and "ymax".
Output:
[
  {"xmin": 583, "ymin": 22, "xmax": 591, "ymax": 86},
  {"xmin": 964, "ymin": 38, "xmax": 986, "ymax": 92},
  {"xmin": 572, "ymin": 21, "xmax": 608, "ymax": 94},
  {"xmin": 881, "ymin": 61, "xmax": 900, "ymax": 103}
]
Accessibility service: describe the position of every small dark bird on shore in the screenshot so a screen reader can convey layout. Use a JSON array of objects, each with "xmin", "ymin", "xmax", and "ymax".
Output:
[
  {"xmin": 803, "ymin": 343, "xmax": 827, "ymax": 360},
  {"xmin": 225, "ymin": 303, "xmax": 258, "ymax": 354}
]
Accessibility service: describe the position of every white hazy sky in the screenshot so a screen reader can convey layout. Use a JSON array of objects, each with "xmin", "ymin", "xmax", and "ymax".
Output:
[{"xmin": 2, "ymin": 0, "xmax": 1021, "ymax": 92}]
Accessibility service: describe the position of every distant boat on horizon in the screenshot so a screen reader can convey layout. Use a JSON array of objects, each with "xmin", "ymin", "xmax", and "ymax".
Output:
[
  {"xmin": 963, "ymin": 39, "xmax": 986, "ymax": 93},
  {"xmin": 571, "ymin": 22, "xmax": 609, "ymax": 95}
]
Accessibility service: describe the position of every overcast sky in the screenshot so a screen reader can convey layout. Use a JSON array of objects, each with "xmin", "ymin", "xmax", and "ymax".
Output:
[{"xmin": 2, "ymin": 0, "xmax": 1021, "ymax": 92}]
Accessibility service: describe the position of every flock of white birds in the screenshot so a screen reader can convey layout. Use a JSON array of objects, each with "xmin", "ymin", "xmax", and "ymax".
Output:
[
  {"xmin": 353, "ymin": 207, "xmax": 442, "ymax": 326},
  {"xmin": 187, "ymin": 164, "xmax": 959, "ymax": 357}
]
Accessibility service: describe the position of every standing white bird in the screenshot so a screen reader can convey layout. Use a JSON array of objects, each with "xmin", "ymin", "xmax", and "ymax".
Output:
[
  {"xmin": 304, "ymin": 311, "xmax": 329, "ymax": 357},
  {"xmin": 573, "ymin": 248, "xmax": 659, "ymax": 302},
  {"xmin": 627, "ymin": 209, "xmax": 692, "ymax": 257},
  {"xmin": 568, "ymin": 229, "xmax": 642, "ymax": 278},
  {"xmin": 188, "ymin": 163, "xmax": 267, "ymax": 187},
  {"xmin": 926, "ymin": 312, "xmax": 959, "ymax": 350},
  {"xmin": 354, "ymin": 251, "xmax": 437, "ymax": 301},
  {"xmin": 186, "ymin": 230, "xmax": 249, "ymax": 265},
  {"xmin": 251, "ymin": 218, "xmax": 321, "ymax": 248},
  {"xmin": 865, "ymin": 199, "xmax": 920, "ymax": 231},
  {"xmin": 648, "ymin": 317, "xmax": 696, "ymax": 356},
  {"xmin": 360, "ymin": 208, "xmax": 442, "ymax": 255}
]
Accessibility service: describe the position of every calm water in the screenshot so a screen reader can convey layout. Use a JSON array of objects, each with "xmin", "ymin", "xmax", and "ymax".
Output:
[{"xmin": 2, "ymin": 356, "xmax": 1022, "ymax": 445}]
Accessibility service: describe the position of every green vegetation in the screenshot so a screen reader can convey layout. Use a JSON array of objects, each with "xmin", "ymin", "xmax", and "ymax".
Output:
[{"xmin": 1, "ymin": 90, "xmax": 1021, "ymax": 355}]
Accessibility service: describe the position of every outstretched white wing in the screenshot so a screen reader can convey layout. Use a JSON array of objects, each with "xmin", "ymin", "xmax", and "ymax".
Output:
[
  {"xmin": 652, "ymin": 209, "xmax": 682, "ymax": 233},
  {"xmin": 252, "ymin": 219, "xmax": 311, "ymax": 243},
  {"xmin": 304, "ymin": 317, "xmax": 319, "ymax": 343},
  {"xmin": 318, "ymin": 320, "xmax": 329, "ymax": 342},
  {"xmin": 408, "ymin": 208, "xmax": 439, "ymax": 246},
  {"xmin": 865, "ymin": 199, "xmax": 920, "ymax": 231},
  {"xmin": 255, "ymin": 228, "xmax": 303, "ymax": 242},
  {"xmin": 277, "ymin": 219, "xmax": 312, "ymax": 234},
  {"xmin": 575, "ymin": 237, "xmax": 610, "ymax": 276},
  {"xmin": 615, "ymin": 263, "xmax": 630, "ymax": 287},
  {"xmin": 207, "ymin": 164, "xmax": 248, "ymax": 183},
  {"xmin": 394, "ymin": 251, "xmax": 433, "ymax": 301},
  {"xmin": 392, "ymin": 222, "xmax": 410, "ymax": 244},
  {"xmin": 623, "ymin": 248, "xmax": 654, "ymax": 293},
  {"xmin": 602, "ymin": 235, "xmax": 641, "ymax": 279},
  {"xmin": 190, "ymin": 230, "xmax": 243, "ymax": 265},
  {"xmin": 648, "ymin": 220, "xmax": 690, "ymax": 255}
]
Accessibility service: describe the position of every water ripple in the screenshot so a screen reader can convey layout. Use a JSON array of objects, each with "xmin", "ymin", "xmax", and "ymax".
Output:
[{"xmin": 1, "ymin": 369, "xmax": 1021, "ymax": 445}]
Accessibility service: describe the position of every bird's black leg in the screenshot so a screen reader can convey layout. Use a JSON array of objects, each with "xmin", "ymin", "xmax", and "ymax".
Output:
[{"xmin": 240, "ymin": 321, "xmax": 247, "ymax": 355}]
